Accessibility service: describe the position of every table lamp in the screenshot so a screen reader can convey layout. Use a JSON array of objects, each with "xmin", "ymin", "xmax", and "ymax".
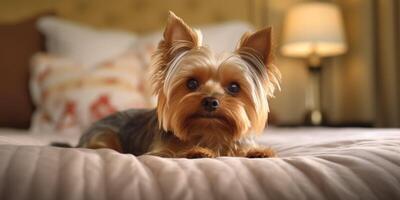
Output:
[{"xmin": 281, "ymin": 2, "xmax": 347, "ymax": 126}]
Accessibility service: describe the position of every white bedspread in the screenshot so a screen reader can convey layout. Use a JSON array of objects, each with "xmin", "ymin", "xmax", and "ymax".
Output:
[{"xmin": 0, "ymin": 127, "xmax": 399, "ymax": 200}]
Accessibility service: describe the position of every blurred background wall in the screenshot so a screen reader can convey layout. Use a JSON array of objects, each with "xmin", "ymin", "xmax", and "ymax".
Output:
[
  {"xmin": 0, "ymin": 0, "xmax": 258, "ymax": 33},
  {"xmin": 265, "ymin": 0, "xmax": 377, "ymax": 126},
  {"xmin": 0, "ymin": 0, "xmax": 399, "ymax": 127}
]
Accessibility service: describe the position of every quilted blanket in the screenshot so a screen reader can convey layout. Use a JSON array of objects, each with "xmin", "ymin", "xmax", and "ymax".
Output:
[{"xmin": 0, "ymin": 128, "xmax": 399, "ymax": 200}]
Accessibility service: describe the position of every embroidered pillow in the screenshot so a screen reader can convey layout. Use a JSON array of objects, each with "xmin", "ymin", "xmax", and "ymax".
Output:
[{"xmin": 30, "ymin": 51, "xmax": 149, "ymax": 135}]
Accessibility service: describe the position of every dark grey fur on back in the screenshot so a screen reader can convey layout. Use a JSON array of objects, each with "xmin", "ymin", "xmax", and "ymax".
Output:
[{"xmin": 78, "ymin": 109, "xmax": 168, "ymax": 155}]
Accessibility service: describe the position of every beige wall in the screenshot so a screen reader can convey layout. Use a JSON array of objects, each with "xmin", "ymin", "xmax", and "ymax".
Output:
[
  {"xmin": 266, "ymin": 0, "xmax": 376, "ymax": 125},
  {"xmin": 0, "ymin": 0, "xmax": 255, "ymax": 33},
  {"xmin": 265, "ymin": 0, "xmax": 309, "ymax": 124},
  {"xmin": 332, "ymin": 0, "xmax": 375, "ymax": 124},
  {"xmin": 375, "ymin": 0, "xmax": 400, "ymax": 127}
]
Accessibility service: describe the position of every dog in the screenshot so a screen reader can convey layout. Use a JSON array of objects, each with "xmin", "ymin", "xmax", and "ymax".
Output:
[{"xmin": 77, "ymin": 11, "xmax": 281, "ymax": 158}]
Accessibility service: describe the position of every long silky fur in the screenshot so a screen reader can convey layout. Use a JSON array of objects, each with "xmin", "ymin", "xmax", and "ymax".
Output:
[{"xmin": 151, "ymin": 34, "xmax": 281, "ymax": 133}]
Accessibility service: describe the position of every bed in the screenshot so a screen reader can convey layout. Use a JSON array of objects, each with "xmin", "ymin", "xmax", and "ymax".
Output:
[{"xmin": 0, "ymin": 127, "xmax": 399, "ymax": 200}]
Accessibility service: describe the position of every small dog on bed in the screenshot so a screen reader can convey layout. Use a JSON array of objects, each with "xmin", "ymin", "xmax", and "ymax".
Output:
[{"xmin": 78, "ymin": 11, "xmax": 281, "ymax": 158}]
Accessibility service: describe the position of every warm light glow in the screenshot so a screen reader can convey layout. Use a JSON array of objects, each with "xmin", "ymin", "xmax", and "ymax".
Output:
[{"xmin": 281, "ymin": 2, "xmax": 347, "ymax": 58}]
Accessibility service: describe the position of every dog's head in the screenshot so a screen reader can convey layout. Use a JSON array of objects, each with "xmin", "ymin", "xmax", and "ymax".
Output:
[{"xmin": 151, "ymin": 12, "xmax": 280, "ymax": 145}]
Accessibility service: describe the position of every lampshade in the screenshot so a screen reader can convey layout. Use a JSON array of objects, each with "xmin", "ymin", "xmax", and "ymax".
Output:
[{"xmin": 281, "ymin": 2, "xmax": 347, "ymax": 58}]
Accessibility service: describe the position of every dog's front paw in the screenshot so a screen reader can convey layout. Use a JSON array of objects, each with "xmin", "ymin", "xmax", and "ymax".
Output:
[
  {"xmin": 246, "ymin": 148, "xmax": 276, "ymax": 158},
  {"xmin": 184, "ymin": 147, "xmax": 216, "ymax": 159}
]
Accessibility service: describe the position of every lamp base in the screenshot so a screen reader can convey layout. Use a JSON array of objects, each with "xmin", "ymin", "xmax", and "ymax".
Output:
[
  {"xmin": 304, "ymin": 109, "xmax": 325, "ymax": 126},
  {"xmin": 304, "ymin": 55, "xmax": 325, "ymax": 126}
]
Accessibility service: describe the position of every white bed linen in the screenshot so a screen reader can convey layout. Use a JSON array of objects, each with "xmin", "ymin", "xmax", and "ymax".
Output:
[{"xmin": 0, "ymin": 127, "xmax": 399, "ymax": 200}]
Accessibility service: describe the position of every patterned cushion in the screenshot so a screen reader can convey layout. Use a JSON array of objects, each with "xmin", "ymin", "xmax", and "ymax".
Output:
[{"xmin": 30, "ymin": 51, "xmax": 150, "ymax": 135}]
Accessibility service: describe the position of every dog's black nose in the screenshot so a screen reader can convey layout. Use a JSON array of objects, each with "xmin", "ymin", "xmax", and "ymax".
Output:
[{"xmin": 202, "ymin": 97, "xmax": 219, "ymax": 112}]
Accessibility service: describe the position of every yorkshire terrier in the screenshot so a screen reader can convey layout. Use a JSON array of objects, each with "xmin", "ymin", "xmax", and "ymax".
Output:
[{"xmin": 78, "ymin": 12, "xmax": 281, "ymax": 158}]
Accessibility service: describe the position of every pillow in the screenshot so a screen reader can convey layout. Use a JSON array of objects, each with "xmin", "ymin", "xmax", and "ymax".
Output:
[
  {"xmin": 200, "ymin": 21, "xmax": 253, "ymax": 53},
  {"xmin": 30, "ymin": 52, "xmax": 149, "ymax": 135},
  {"xmin": 136, "ymin": 21, "xmax": 252, "ymax": 54},
  {"xmin": 0, "ymin": 12, "xmax": 52, "ymax": 129},
  {"xmin": 36, "ymin": 17, "xmax": 137, "ymax": 67}
]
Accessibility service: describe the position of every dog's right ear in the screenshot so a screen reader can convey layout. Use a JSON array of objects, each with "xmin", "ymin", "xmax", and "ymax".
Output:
[{"xmin": 163, "ymin": 11, "xmax": 201, "ymax": 48}]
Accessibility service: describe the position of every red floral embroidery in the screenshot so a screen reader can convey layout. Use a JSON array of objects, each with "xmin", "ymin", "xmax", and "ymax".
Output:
[
  {"xmin": 90, "ymin": 94, "xmax": 117, "ymax": 121},
  {"xmin": 56, "ymin": 100, "xmax": 77, "ymax": 130},
  {"xmin": 105, "ymin": 78, "xmax": 118, "ymax": 84}
]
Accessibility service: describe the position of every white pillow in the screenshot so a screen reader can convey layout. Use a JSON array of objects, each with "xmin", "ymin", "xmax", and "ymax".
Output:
[
  {"xmin": 136, "ymin": 21, "xmax": 253, "ymax": 54},
  {"xmin": 37, "ymin": 17, "xmax": 137, "ymax": 67},
  {"xmin": 200, "ymin": 21, "xmax": 253, "ymax": 53}
]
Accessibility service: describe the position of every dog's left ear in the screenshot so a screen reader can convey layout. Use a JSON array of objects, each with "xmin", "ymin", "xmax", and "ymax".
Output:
[
  {"xmin": 237, "ymin": 27, "xmax": 272, "ymax": 65},
  {"xmin": 163, "ymin": 11, "xmax": 201, "ymax": 47}
]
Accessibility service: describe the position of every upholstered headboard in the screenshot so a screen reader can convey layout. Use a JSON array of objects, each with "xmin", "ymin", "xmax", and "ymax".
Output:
[{"xmin": 0, "ymin": 0, "xmax": 268, "ymax": 33}]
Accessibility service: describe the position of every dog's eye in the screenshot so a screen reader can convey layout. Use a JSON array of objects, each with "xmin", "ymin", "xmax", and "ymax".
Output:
[
  {"xmin": 186, "ymin": 78, "xmax": 199, "ymax": 90},
  {"xmin": 227, "ymin": 82, "xmax": 240, "ymax": 94}
]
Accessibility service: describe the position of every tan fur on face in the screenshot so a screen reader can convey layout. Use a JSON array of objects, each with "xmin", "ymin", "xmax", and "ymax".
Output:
[{"xmin": 150, "ymin": 12, "xmax": 281, "ymax": 150}]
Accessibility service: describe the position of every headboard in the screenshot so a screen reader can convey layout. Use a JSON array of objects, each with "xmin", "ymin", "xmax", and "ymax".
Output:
[{"xmin": 0, "ymin": 0, "xmax": 268, "ymax": 33}]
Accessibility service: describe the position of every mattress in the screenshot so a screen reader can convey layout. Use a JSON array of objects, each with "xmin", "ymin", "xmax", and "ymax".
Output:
[{"xmin": 0, "ymin": 127, "xmax": 399, "ymax": 200}]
